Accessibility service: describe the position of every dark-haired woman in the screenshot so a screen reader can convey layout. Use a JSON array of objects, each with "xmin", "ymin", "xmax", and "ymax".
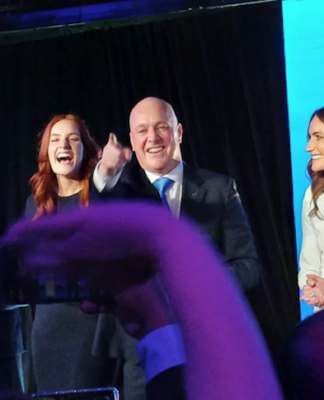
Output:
[{"xmin": 299, "ymin": 107, "xmax": 324, "ymax": 311}]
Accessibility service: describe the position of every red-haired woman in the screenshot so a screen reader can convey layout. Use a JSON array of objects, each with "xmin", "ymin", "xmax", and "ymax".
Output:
[
  {"xmin": 24, "ymin": 115, "xmax": 145, "ymax": 398},
  {"xmin": 26, "ymin": 114, "xmax": 99, "ymax": 218}
]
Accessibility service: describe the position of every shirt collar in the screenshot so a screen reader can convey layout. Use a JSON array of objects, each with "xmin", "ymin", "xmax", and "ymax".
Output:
[{"xmin": 145, "ymin": 162, "xmax": 183, "ymax": 184}]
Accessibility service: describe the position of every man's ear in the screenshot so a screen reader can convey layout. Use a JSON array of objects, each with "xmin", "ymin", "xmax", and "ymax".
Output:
[
  {"xmin": 129, "ymin": 131, "xmax": 135, "ymax": 151},
  {"xmin": 177, "ymin": 123, "xmax": 183, "ymax": 144}
]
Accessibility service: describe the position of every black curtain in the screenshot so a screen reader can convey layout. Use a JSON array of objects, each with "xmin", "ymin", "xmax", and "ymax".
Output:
[{"xmin": 0, "ymin": 1, "xmax": 299, "ymax": 358}]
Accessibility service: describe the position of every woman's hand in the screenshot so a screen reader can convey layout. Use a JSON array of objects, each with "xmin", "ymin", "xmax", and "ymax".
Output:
[{"xmin": 300, "ymin": 275, "xmax": 324, "ymax": 307}]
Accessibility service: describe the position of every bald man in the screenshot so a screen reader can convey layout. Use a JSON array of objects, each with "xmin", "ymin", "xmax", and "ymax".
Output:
[
  {"xmin": 94, "ymin": 97, "xmax": 260, "ymax": 291},
  {"xmin": 92, "ymin": 97, "xmax": 260, "ymax": 396}
]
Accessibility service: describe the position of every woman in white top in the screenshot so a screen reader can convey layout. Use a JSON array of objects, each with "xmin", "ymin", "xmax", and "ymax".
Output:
[{"xmin": 300, "ymin": 107, "xmax": 324, "ymax": 310}]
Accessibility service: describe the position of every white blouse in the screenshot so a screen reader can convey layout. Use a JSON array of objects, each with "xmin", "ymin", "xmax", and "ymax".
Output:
[{"xmin": 299, "ymin": 186, "xmax": 324, "ymax": 311}]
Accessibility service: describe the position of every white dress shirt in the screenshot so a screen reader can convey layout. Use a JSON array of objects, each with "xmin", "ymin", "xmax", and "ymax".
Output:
[
  {"xmin": 93, "ymin": 161, "xmax": 184, "ymax": 218},
  {"xmin": 144, "ymin": 163, "xmax": 183, "ymax": 218}
]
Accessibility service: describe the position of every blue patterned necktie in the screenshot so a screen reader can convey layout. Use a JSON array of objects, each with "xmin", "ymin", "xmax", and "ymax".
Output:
[{"xmin": 153, "ymin": 177, "xmax": 174, "ymax": 209}]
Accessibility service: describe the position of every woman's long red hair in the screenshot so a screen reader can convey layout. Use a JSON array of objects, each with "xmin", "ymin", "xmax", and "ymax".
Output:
[{"xmin": 30, "ymin": 114, "xmax": 100, "ymax": 219}]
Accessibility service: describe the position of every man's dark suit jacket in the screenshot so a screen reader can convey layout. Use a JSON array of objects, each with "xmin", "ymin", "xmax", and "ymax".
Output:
[
  {"xmin": 103, "ymin": 159, "xmax": 260, "ymax": 291},
  {"xmin": 95, "ymin": 158, "xmax": 261, "ymax": 400},
  {"xmin": 146, "ymin": 366, "xmax": 185, "ymax": 400}
]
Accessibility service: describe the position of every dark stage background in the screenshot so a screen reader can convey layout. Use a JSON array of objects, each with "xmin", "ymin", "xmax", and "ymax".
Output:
[{"xmin": 0, "ymin": 1, "xmax": 299, "ymax": 359}]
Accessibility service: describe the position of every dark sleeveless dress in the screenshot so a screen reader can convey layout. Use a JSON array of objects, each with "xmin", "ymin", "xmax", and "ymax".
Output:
[{"xmin": 24, "ymin": 193, "xmax": 146, "ymax": 399}]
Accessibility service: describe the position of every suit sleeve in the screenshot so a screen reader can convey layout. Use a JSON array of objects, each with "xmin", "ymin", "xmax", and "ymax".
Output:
[
  {"xmin": 298, "ymin": 187, "xmax": 321, "ymax": 288},
  {"xmin": 145, "ymin": 366, "xmax": 185, "ymax": 400},
  {"xmin": 221, "ymin": 179, "xmax": 260, "ymax": 291},
  {"xmin": 92, "ymin": 162, "xmax": 123, "ymax": 193}
]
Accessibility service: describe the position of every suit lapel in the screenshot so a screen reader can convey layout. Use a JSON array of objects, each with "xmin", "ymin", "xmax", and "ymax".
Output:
[{"xmin": 181, "ymin": 165, "xmax": 206, "ymax": 216}]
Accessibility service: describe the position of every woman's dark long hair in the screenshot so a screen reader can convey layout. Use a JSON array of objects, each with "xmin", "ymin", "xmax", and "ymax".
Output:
[{"xmin": 307, "ymin": 107, "xmax": 324, "ymax": 217}]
